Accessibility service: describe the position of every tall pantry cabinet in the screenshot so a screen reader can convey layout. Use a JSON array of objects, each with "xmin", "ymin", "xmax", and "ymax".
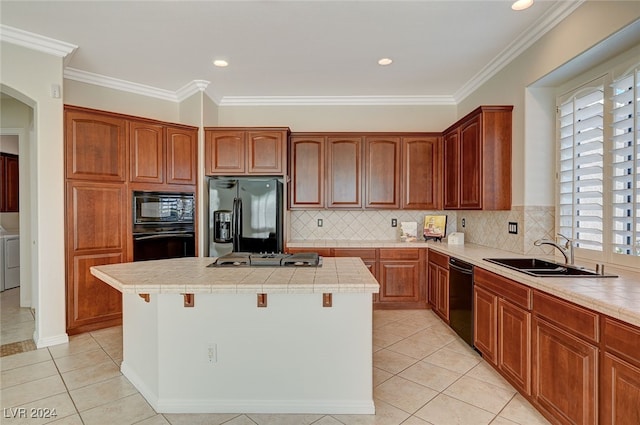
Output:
[
  {"xmin": 64, "ymin": 106, "xmax": 198, "ymax": 334},
  {"xmin": 65, "ymin": 108, "xmax": 128, "ymax": 334}
]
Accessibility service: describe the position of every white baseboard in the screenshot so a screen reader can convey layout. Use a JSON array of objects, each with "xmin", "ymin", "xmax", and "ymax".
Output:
[{"xmin": 34, "ymin": 332, "xmax": 68, "ymax": 348}]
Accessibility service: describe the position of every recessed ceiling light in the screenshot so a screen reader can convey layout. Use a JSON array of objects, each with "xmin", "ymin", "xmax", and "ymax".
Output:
[
  {"xmin": 378, "ymin": 58, "xmax": 393, "ymax": 66},
  {"xmin": 213, "ymin": 59, "xmax": 229, "ymax": 67},
  {"xmin": 512, "ymin": 0, "xmax": 533, "ymax": 11}
]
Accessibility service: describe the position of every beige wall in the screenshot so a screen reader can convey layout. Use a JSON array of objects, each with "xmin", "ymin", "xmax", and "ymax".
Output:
[
  {"xmin": 64, "ymin": 79, "xmax": 180, "ymax": 123},
  {"xmin": 458, "ymin": 1, "xmax": 640, "ymax": 207},
  {"xmin": 217, "ymin": 104, "xmax": 455, "ymax": 132},
  {"xmin": 1, "ymin": 41, "xmax": 67, "ymax": 347}
]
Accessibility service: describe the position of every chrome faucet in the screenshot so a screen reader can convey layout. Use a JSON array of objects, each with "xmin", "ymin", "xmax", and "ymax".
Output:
[{"xmin": 534, "ymin": 233, "xmax": 574, "ymax": 265}]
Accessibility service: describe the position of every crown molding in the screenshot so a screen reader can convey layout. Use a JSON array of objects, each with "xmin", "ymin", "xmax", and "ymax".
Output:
[
  {"xmin": 0, "ymin": 24, "xmax": 77, "ymax": 61},
  {"xmin": 64, "ymin": 68, "xmax": 209, "ymax": 102},
  {"xmin": 453, "ymin": 0, "xmax": 585, "ymax": 103},
  {"xmin": 217, "ymin": 95, "xmax": 457, "ymax": 106}
]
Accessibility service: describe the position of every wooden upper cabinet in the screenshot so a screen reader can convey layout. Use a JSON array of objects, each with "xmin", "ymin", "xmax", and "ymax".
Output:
[
  {"xmin": 205, "ymin": 128, "xmax": 288, "ymax": 176},
  {"xmin": 443, "ymin": 106, "xmax": 512, "ymax": 210},
  {"xmin": 401, "ymin": 136, "xmax": 441, "ymax": 210},
  {"xmin": 65, "ymin": 109, "xmax": 127, "ymax": 181},
  {"xmin": 1, "ymin": 154, "xmax": 19, "ymax": 212},
  {"xmin": 130, "ymin": 121, "xmax": 198, "ymax": 186},
  {"xmin": 459, "ymin": 115, "xmax": 482, "ymax": 209},
  {"xmin": 364, "ymin": 136, "xmax": 400, "ymax": 209},
  {"xmin": 443, "ymin": 129, "xmax": 460, "ymax": 209},
  {"xmin": 166, "ymin": 126, "xmax": 198, "ymax": 185},
  {"xmin": 247, "ymin": 131, "xmax": 285, "ymax": 174},
  {"xmin": 130, "ymin": 121, "xmax": 164, "ymax": 184},
  {"xmin": 289, "ymin": 136, "xmax": 325, "ymax": 208},
  {"xmin": 205, "ymin": 130, "xmax": 246, "ymax": 175},
  {"xmin": 327, "ymin": 137, "xmax": 362, "ymax": 208}
]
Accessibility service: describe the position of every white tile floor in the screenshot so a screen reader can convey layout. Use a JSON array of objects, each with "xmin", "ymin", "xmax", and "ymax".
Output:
[{"xmin": 0, "ymin": 288, "xmax": 550, "ymax": 424}]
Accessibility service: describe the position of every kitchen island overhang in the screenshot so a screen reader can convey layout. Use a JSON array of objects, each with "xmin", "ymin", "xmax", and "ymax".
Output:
[{"xmin": 90, "ymin": 257, "xmax": 379, "ymax": 414}]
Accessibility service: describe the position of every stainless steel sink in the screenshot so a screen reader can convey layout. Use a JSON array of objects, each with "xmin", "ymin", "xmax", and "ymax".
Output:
[{"xmin": 483, "ymin": 258, "xmax": 617, "ymax": 278}]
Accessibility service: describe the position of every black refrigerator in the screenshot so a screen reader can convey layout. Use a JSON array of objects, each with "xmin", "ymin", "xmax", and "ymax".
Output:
[{"xmin": 208, "ymin": 177, "xmax": 284, "ymax": 257}]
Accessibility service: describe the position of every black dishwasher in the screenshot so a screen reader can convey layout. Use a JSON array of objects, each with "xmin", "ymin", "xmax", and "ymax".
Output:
[{"xmin": 448, "ymin": 257, "xmax": 474, "ymax": 347}]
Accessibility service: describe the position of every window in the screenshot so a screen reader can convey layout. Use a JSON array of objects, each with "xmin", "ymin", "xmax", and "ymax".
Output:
[
  {"xmin": 611, "ymin": 68, "xmax": 640, "ymax": 256},
  {"xmin": 557, "ymin": 64, "xmax": 639, "ymax": 267},
  {"xmin": 558, "ymin": 80, "xmax": 605, "ymax": 252}
]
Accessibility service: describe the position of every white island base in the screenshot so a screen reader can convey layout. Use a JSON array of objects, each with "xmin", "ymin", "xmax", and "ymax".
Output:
[{"xmin": 122, "ymin": 291, "xmax": 374, "ymax": 414}]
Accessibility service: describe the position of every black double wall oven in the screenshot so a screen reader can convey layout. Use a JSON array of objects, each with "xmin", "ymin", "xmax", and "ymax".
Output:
[{"xmin": 133, "ymin": 191, "xmax": 195, "ymax": 261}]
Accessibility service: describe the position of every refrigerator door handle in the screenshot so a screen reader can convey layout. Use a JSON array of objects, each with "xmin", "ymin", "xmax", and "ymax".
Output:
[{"xmin": 232, "ymin": 197, "xmax": 241, "ymax": 252}]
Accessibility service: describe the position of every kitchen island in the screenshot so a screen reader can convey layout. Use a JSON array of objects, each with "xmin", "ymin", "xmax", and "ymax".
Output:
[{"xmin": 90, "ymin": 257, "xmax": 379, "ymax": 414}]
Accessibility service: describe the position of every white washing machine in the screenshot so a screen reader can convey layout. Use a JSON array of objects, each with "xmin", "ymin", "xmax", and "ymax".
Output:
[{"xmin": 0, "ymin": 234, "xmax": 20, "ymax": 291}]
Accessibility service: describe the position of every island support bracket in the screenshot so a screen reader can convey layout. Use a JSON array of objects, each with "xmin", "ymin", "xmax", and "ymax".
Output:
[
  {"xmin": 139, "ymin": 293, "xmax": 150, "ymax": 303},
  {"xmin": 182, "ymin": 293, "xmax": 194, "ymax": 307},
  {"xmin": 257, "ymin": 293, "xmax": 267, "ymax": 308},
  {"xmin": 323, "ymin": 293, "xmax": 333, "ymax": 307}
]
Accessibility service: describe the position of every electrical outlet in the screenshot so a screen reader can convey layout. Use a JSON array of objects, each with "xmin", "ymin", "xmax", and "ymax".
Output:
[
  {"xmin": 206, "ymin": 343, "xmax": 217, "ymax": 363},
  {"xmin": 317, "ymin": 218, "xmax": 323, "ymax": 227},
  {"xmin": 391, "ymin": 218, "xmax": 398, "ymax": 227},
  {"xmin": 508, "ymin": 222, "xmax": 518, "ymax": 234},
  {"xmin": 461, "ymin": 218, "xmax": 466, "ymax": 228}
]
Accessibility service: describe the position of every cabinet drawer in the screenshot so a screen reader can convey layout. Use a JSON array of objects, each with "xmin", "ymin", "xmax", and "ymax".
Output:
[
  {"xmin": 603, "ymin": 317, "xmax": 640, "ymax": 368},
  {"xmin": 475, "ymin": 267, "xmax": 531, "ymax": 310},
  {"xmin": 427, "ymin": 249, "xmax": 449, "ymax": 268},
  {"xmin": 332, "ymin": 248, "xmax": 376, "ymax": 260},
  {"xmin": 379, "ymin": 248, "xmax": 421, "ymax": 261},
  {"xmin": 533, "ymin": 291, "xmax": 599, "ymax": 343},
  {"xmin": 286, "ymin": 247, "xmax": 333, "ymax": 257}
]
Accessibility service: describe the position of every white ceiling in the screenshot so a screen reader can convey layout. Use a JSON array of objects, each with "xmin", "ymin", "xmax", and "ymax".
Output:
[{"xmin": 0, "ymin": 0, "xmax": 582, "ymax": 105}]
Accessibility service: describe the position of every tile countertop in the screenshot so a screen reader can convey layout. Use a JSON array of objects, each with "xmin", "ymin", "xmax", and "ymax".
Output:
[
  {"xmin": 287, "ymin": 240, "xmax": 640, "ymax": 327},
  {"xmin": 90, "ymin": 257, "xmax": 380, "ymax": 296}
]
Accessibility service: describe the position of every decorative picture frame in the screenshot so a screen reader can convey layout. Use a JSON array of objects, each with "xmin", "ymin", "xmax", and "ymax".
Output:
[{"xmin": 423, "ymin": 215, "xmax": 447, "ymax": 242}]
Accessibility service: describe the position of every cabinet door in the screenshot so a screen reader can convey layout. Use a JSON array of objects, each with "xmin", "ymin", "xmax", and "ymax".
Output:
[
  {"xmin": 379, "ymin": 260, "xmax": 420, "ymax": 303},
  {"xmin": 289, "ymin": 137, "xmax": 325, "ymax": 208},
  {"xmin": 459, "ymin": 115, "xmax": 482, "ymax": 209},
  {"xmin": 327, "ymin": 137, "xmax": 362, "ymax": 208},
  {"xmin": 443, "ymin": 130, "xmax": 460, "ymax": 209},
  {"xmin": 4, "ymin": 155, "xmax": 19, "ymax": 212},
  {"xmin": 247, "ymin": 131, "xmax": 284, "ymax": 174},
  {"xmin": 65, "ymin": 110, "xmax": 127, "ymax": 181},
  {"xmin": 436, "ymin": 266, "xmax": 449, "ymax": 322},
  {"xmin": 499, "ymin": 298, "xmax": 531, "ymax": 394},
  {"xmin": 66, "ymin": 181, "xmax": 127, "ymax": 333},
  {"xmin": 0, "ymin": 156, "xmax": 4, "ymax": 211},
  {"xmin": 601, "ymin": 353, "xmax": 640, "ymax": 425},
  {"xmin": 205, "ymin": 131, "xmax": 245, "ymax": 175},
  {"xmin": 166, "ymin": 126, "xmax": 197, "ymax": 185},
  {"xmin": 533, "ymin": 317, "xmax": 598, "ymax": 425},
  {"xmin": 427, "ymin": 262, "xmax": 438, "ymax": 308},
  {"xmin": 473, "ymin": 285, "xmax": 497, "ymax": 364},
  {"xmin": 364, "ymin": 137, "xmax": 400, "ymax": 208},
  {"xmin": 130, "ymin": 121, "xmax": 164, "ymax": 183},
  {"xmin": 402, "ymin": 137, "xmax": 441, "ymax": 209}
]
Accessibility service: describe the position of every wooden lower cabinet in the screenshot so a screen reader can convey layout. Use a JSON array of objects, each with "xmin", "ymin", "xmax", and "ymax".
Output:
[
  {"xmin": 473, "ymin": 268, "xmax": 531, "ymax": 394},
  {"xmin": 601, "ymin": 318, "xmax": 640, "ymax": 425},
  {"xmin": 427, "ymin": 250, "xmax": 449, "ymax": 322},
  {"xmin": 378, "ymin": 248, "xmax": 425, "ymax": 308},
  {"xmin": 531, "ymin": 291, "xmax": 599, "ymax": 425},
  {"xmin": 65, "ymin": 181, "xmax": 127, "ymax": 334},
  {"xmin": 533, "ymin": 316, "xmax": 598, "ymax": 425},
  {"xmin": 473, "ymin": 285, "xmax": 497, "ymax": 363},
  {"xmin": 601, "ymin": 353, "xmax": 640, "ymax": 425},
  {"xmin": 498, "ymin": 298, "xmax": 531, "ymax": 394},
  {"xmin": 287, "ymin": 246, "xmax": 425, "ymax": 309}
]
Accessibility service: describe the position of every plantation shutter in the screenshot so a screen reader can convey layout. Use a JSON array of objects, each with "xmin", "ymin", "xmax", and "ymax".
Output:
[
  {"xmin": 558, "ymin": 81, "xmax": 604, "ymax": 251},
  {"xmin": 611, "ymin": 67, "xmax": 640, "ymax": 256}
]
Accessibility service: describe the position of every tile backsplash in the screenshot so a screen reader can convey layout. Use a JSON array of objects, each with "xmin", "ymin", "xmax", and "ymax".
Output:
[
  {"xmin": 289, "ymin": 210, "xmax": 457, "ymax": 241},
  {"xmin": 290, "ymin": 205, "xmax": 555, "ymax": 255}
]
